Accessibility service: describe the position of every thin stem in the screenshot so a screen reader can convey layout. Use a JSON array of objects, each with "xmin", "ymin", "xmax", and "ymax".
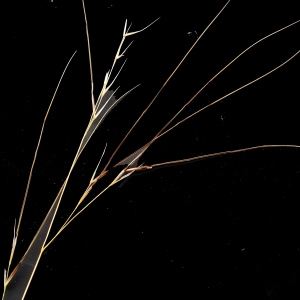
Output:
[
  {"xmin": 82, "ymin": 0, "xmax": 96, "ymax": 116},
  {"xmin": 7, "ymin": 51, "xmax": 76, "ymax": 276},
  {"xmin": 150, "ymin": 145, "xmax": 300, "ymax": 168},
  {"xmin": 102, "ymin": 0, "xmax": 231, "ymax": 172},
  {"xmin": 157, "ymin": 49, "xmax": 300, "ymax": 140},
  {"xmin": 44, "ymin": 182, "xmax": 112, "ymax": 250},
  {"xmin": 113, "ymin": 21, "xmax": 299, "ymax": 168},
  {"xmin": 154, "ymin": 20, "xmax": 300, "ymax": 141}
]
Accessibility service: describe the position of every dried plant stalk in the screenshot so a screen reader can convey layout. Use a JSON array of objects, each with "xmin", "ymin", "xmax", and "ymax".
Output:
[{"xmin": 2, "ymin": 1, "xmax": 299, "ymax": 299}]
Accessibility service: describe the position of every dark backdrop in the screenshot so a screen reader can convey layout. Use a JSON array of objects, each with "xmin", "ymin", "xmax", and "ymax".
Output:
[{"xmin": 1, "ymin": 1, "xmax": 300, "ymax": 299}]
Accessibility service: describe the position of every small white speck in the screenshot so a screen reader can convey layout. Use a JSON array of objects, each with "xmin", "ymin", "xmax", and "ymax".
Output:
[{"xmin": 187, "ymin": 30, "xmax": 198, "ymax": 37}]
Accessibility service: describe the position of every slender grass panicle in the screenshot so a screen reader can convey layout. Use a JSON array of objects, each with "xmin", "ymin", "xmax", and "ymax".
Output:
[{"xmin": 1, "ymin": 1, "xmax": 300, "ymax": 299}]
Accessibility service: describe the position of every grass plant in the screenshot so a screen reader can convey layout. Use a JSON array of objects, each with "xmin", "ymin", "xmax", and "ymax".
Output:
[{"xmin": 2, "ymin": 1, "xmax": 300, "ymax": 299}]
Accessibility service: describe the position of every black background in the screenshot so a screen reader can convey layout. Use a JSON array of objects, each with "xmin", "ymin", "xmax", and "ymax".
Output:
[{"xmin": 1, "ymin": 0, "xmax": 300, "ymax": 299}]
